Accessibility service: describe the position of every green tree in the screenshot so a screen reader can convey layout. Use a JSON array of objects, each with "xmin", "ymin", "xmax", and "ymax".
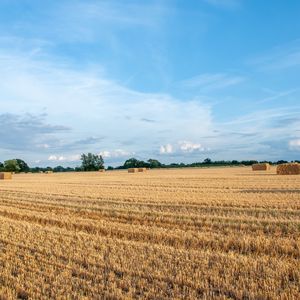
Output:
[
  {"xmin": 123, "ymin": 158, "xmax": 149, "ymax": 168},
  {"xmin": 81, "ymin": 153, "xmax": 104, "ymax": 171},
  {"xmin": 203, "ymin": 158, "xmax": 212, "ymax": 164},
  {"xmin": 123, "ymin": 158, "xmax": 140, "ymax": 168},
  {"xmin": 16, "ymin": 159, "xmax": 30, "ymax": 172},
  {"xmin": 4, "ymin": 159, "xmax": 21, "ymax": 172},
  {"xmin": 147, "ymin": 159, "xmax": 162, "ymax": 168}
]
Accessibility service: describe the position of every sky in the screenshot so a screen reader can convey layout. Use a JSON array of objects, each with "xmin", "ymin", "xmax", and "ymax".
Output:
[{"xmin": 0, "ymin": 0, "xmax": 299, "ymax": 167}]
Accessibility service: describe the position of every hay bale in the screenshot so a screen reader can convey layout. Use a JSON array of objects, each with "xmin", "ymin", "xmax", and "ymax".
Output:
[
  {"xmin": 128, "ymin": 168, "xmax": 138, "ymax": 173},
  {"xmin": 99, "ymin": 169, "xmax": 105, "ymax": 172},
  {"xmin": 252, "ymin": 163, "xmax": 270, "ymax": 171},
  {"xmin": 0, "ymin": 172, "xmax": 12, "ymax": 180},
  {"xmin": 276, "ymin": 163, "xmax": 300, "ymax": 175},
  {"xmin": 138, "ymin": 168, "xmax": 147, "ymax": 172},
  {"xmin": 45, "ymin": 171, "xmax": 53, "ymax": 174}
]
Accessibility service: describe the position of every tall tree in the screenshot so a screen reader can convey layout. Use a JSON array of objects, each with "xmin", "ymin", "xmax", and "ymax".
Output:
[
  {"xmin": 80, "ymin": 153, "xmax": 104, "ymax": 171},
  {"xmin": 147, "ymin": 159, "xmax": 162, "ymax": 168},
  {"xmin": 123, "ymin": 158, "xmax": 149, "ymax": 168},
  {"xmin": 4, "ymin": 159, "xmax": 21, "ymax": 172},
  {"xmin": 123, "ymin": 158, "xmax": 140, "ymax": 168},
  {"xmin": 16, "ymin": 159, "xmax": 30, "ymax": 172}
]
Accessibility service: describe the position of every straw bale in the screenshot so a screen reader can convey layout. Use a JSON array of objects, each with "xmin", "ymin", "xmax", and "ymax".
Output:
[
  {"xmin": 252, "ymin": 163, "xmax": 270, "ymax": 171},
  {"xmin": 276, "ymin": 163, "xmax": 300, "ymax": 175},
  {"xmin": 0, "ymin": 172, "xmax": 12, "ymax": 180}
]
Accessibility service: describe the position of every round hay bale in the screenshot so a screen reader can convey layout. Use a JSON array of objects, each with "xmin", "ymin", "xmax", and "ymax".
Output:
[
  {"xmin": 252, "ymin": 163, "xmax": 270, "ymax": 171},
  {"xmin": 276, "ymin": 163, "xmax": 300, "ymax": 175}
]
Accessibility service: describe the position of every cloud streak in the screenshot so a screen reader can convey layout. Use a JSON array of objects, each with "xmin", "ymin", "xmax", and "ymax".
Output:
[
  {"xmin": 180, "ymin": 73, "xmax": 244, "ymax": 91},
  {"xmin": 203, "ymin": 0, "xmax": 241, "ymax": 9},
  {"xmin": 249, "ymin": 39, "xmax": 300, "ymax": 71},
  {"xmin": 0, "ymin": 113, "xmax": 69, "ymax": 151}
]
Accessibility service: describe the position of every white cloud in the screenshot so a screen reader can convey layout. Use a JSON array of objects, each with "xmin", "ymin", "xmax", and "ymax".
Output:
[
  {"xmin": 48, "ymin": 154, "xmax": 80, "ymax": 162},
  {"xmin": 160, "ymin": 141, "xmax": 208, "ymax": 155},
  {"xmin": 0, "ymin": 48, "xmax": 213, "ymax": 161},
  {"xmin": 0, "ymin": 37, "xmax": 299, "ymax": 163},
  {"xmin": 99, "ymin": 149, "xmax": 134, "ymax": 158},
  {"xmin": 289, "ymin": 139, "xmax": 300, "ymax": 150},
  {"xmin": 160, "ymin": 144, "xmax": 173, "ymax": 154},
  {"xmin": 179, "ymin": 141, "xmax": 206, "ymax": 153},
  {"xmin": 48, "ymin": 155, "xmax": 58, "ymax": 161},
  {"xmin": 48, "ymin": 155, "xmax": 65, "ymax": 161}
]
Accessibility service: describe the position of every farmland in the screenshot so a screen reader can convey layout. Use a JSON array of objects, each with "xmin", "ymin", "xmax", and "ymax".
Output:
[{"xmin": 0, "ymin": 167, "xmax": 300, "ymax": 299}]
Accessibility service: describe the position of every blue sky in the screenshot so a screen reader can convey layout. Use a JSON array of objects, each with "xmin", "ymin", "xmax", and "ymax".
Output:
[{"xmin": 0, "ymin": 0, "xmax": 299, "ymax": 166}]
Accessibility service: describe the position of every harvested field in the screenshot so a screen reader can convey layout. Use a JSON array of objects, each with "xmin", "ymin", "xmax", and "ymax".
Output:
[{"xmin": 0, "ymin": 167, "xmax": 300, "ymax": 299}]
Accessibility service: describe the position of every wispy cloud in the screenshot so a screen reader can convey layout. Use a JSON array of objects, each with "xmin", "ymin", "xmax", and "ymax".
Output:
[
  {"xmin": 0, "ymin": 48, "xmax": 213, "ymax": 162},
  {"xmin": 257, "ymin": 89, "xmax": 298, "ymax": 104},
  {"xmin": 14, "ymin": 1, "xmax": 169, "ymax": 45},
  {"xmin": 203, "ymin": 0, "xmax": 241, "ymax": 10},
  {"xmin": 209, "ymin": 107, "xmax": 300, "ymax": 160},
  {"xmin": 180, "ymin": 73, "xmax": 244, "ymax": 91},
  {"xmin": 0, "ymin": 1, "xmax": 299, "ymax": 164},
  {"xmin": 249, "ymin": 39, "xmax": 300, "ymax": 71},
  {"xmin": 68, "ymin": 1, "xmax": 166, "ymax": 28},
  {"xmin": 0, "ymin": 113, "xmax": 69, "ymax": 151}
]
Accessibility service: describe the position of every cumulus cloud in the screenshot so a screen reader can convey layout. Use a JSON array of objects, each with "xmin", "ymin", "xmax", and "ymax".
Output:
[
  {"xmin": 289, "ymin": 139, "xmax": 300, "ymax": 150},
  {"xmin": 160, "ymin": 144, "xmax": 173, "ymax": 154},
  {"xmin": 179, "ymin": 141, "xmax": 206, "ymax": 153},
  {"xmin": 48, "ymin": 154, "xmax": 80, "ymax": 162},
  {"xmin": 99, "ymin": 149, "xmax": 134, "ymax": 158},
  {"xmin": 160, "ymin": 141, "xmax": 208, "ymax": 155}
]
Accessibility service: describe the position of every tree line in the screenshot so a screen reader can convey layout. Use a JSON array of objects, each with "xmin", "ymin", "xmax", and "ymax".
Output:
[
  {"xmin": 112, "ymin": 158, "xmax": 299, "ymax": 170},
  {"xmin": 0, "ymin": 154, "xmax": 104, "ymax": 173},
  {"xmin": 1, "ymin": 153, "xmax": 298, "ymax": 173}
]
